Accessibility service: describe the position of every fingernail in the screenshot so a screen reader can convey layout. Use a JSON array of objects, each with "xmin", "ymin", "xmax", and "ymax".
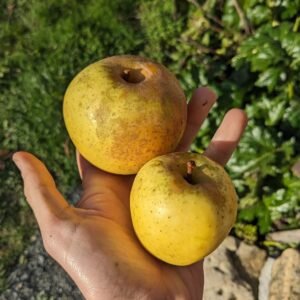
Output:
[
  {"xmin": 202, "ymin": 86, "xmax": 217, "ymax": 102},
  {"xmin": 195, "ymin": 87, "xmax": 217, "ymax": 106},
  {"xmin": 12, "ymin": 152, "xmax": 20, "ymax": 166}
]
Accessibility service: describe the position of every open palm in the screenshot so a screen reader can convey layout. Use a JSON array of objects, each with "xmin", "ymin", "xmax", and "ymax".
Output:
[{"xmin": 13, "ymin": 87, "xmax": 247, "ymax": 300}]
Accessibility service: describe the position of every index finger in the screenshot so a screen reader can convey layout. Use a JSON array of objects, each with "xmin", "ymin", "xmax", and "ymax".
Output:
[{"xmin": 177, "ymin": 87, "xmax": 217, "ymax": 151}]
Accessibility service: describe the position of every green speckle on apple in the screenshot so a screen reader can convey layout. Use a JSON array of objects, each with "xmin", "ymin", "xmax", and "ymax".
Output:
[{"xmin": 130, "ymin": 152, "xmax": 238, "ymax": 266}]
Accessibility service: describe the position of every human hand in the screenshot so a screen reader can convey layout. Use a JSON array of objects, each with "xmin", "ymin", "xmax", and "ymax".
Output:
[{"xmin": 13, "ymin": 87, "xmax": 247, "ymax": 300}]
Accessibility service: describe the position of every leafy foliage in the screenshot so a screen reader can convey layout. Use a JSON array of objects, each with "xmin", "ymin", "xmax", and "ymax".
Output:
[
  {"xmin": 0, "ymin": 0, "xmax": 299, "ymax": 289},
  {"xmin": 138, "ymin": 0, "xmax": 300, "ymax": 238}
]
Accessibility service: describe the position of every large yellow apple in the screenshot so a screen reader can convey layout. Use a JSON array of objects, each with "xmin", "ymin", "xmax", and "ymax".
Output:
[
  {"xmin": 130, "ymin": 152, "xmax": 238, "ymax": 266},
  {"xmin": 63, "ymin": 55, "xmax": 187, "ymax": 174}
]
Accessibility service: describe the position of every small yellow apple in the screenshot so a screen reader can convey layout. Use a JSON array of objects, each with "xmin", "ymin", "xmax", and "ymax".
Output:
[
  {"xmin": 63, "ymin": 55, "xmax": 187, "ymax": 174},
  {"xmin": 130, "ymin": 152, "xmax": 238, "ymax": 266}
]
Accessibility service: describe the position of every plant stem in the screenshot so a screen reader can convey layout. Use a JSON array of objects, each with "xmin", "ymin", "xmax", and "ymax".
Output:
[
  {"xmin": 232, "ymin": 0, "xmax": 253, "ymax": 35},
  {"xmin": 186, "ymin": 160, "xmax": 196, "ymax": 184}
]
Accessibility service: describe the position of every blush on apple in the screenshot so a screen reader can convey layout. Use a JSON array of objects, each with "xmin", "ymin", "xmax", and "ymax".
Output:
[{"xmin": 63, "ymin": 55, "xmax": 187, "ymax": 174}]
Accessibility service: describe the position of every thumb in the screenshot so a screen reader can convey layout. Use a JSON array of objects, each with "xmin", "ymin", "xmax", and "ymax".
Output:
[{"xmin": 13, "ymin": 151, "xmax": 71, "ymax": 231}]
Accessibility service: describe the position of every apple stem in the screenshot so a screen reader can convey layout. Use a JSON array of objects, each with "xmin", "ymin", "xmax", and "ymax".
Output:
[
  {"xmin": 122, "ymin": 69, "xmax": 130, "ymax": 81},
  {"xmin": 186, "ymin": 160, "xmax": 196, "ymax": 184}
]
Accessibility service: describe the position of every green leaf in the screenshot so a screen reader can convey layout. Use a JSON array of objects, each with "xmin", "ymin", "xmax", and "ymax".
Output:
[
  {"xmin": 247, "ymin": 5, "xmax": 272, "ymax": 26},
  {"xmin": 255, "ymin": 67, "xmax": 282, "ymax": 90}
]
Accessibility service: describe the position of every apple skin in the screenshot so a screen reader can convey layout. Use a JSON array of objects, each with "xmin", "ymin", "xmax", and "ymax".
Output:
[
  {"xmin": 130, "ymin": 152, "xmax": 238, "ymax": 266},
  {"xmin": 63, "ymin": 55, "xmax": 187, "ymax": 174}
]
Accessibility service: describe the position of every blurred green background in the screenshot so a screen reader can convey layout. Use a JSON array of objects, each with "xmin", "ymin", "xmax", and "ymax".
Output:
[{"xmin": 1, "ymin": 0, "xmax": 299, "ymax": 291}]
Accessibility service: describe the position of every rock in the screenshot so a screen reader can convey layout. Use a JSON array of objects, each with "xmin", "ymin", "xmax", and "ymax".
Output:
[
  {"xmin": 0, "ymin": 232, "xmax": 83, "ymax": 300},
  {"xmin": 236, "ymin": 240, "xmax": 267, "ymax": 294},
  {"xmin": 203, "ymin": 236, "xmax": 267, "ymax": 300},
  {"xmin": 258, "ymin": 257, "xmax": 275, "ymax": 300},
  {"xmin": 269, "ymin": 248, "xmax": 300, "ymax": 300},
  {"xmin": 267, "ymin": 229, "xmax": 300, "ymax": 244}
]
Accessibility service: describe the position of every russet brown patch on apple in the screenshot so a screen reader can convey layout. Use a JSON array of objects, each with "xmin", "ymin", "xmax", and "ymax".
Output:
[{"xmin": 64, "ymin": 55, "xmax": 187, "ymax": 174}]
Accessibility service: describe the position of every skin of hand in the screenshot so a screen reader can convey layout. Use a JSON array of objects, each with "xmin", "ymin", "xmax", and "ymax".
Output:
[{"xmin": 13, "ymin": 87, "xmax": 247, "ymax": 300}]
